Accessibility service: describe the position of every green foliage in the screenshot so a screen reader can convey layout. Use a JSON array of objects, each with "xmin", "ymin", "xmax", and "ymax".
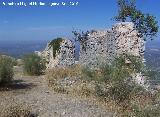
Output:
[
  {"xmin": 114, "ymin": 54, "xmax": 144, "ymax": 73},
  {"xmin": 49, "ymin": 38, "xmax": 64, "ymax": 58},
  {"xmin": 115, "ymin": 0, "xmax": 159, "ymax": 40},
  {"xmin": 131, "ymin": 105, "xmax": 160, "ymax": 117},
  {"xmin": 81, "ymin": 67, "xmax": 97, "ymax": 81},
  {"xmin": 82, "ymin": 55, "xmax": 160, "ymax": 116},
  {"xmin": 0, "ymin": 56, "xmax": 14, "ymax": 84},
  {"xmin": 23, "ymin": 53, "xmax": 46, "ymax": 76},
  {"xmin": 83, "ymin": 54, "xmax": 144, "ymax": 83},
  {"xmin": 72, "ymin": 30, "xmax": 90, "ymax": 43},
  {"xmin": 144, "ymin": 69, "xmax": 160, "ymax": 80},
  {"xmin": 107, "ymin": 81, "xmax": 132, "ymax": 103},
  {"xmin": 72, "ymin": 30, "xmax": 96, "ymax": 51},
  {"xmin": 83, "ymin": 55, "xmax": 144, "ymax": 103},
  {"xmin": 99, "ymin": 55, "xmax": 143, "ymax": 83},
  {"xmin": 99, "ymin": 64, "xmax": 113, "ymax": 82}
]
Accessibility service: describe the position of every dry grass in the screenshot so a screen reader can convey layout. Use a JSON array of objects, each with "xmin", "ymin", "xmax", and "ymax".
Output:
[
  {"xmin": 46, "ymin": 65, "xmax": 83, "ymax": 93},
  {"xmin": 46, "ymin": 65, "xmax": 82, "ymax": 84},
  {"xmin": 46, "ymin": 64, "xmax": 160, "ymax": 117},
  {"xmin": 46, "ymin": 65, "xmax": 82, "ymax": 79}
]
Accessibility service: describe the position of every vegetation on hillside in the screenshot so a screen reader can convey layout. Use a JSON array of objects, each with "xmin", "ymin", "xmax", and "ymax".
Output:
[
  {"xmin": 115, "ymin": 0, "xmax": 159, "ymax": 40},
  {"xmin": 0, "ymin": 56, "xmax": 14, "ymax": 84},
  {"xmin": 46, "ymin": 54, "xmax": 160, "ymax": 116},
  {"xmin": 23, "ymin": 53, "xmax": 46, "ymax": 76},
  {"xmin": 49, "ymin": 38, "xmax": 64, "ymax": 58}
]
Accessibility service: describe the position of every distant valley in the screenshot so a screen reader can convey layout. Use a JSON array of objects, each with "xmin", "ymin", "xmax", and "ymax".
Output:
[{"xmin": 0, "ymin": 40, "xmax": 48, "ymax": 58}]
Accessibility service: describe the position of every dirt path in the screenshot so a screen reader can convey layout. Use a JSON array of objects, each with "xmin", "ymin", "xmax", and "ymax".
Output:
[{"xmin": 0, "ymin": 66, "xmax": 113, "ymax": 117}]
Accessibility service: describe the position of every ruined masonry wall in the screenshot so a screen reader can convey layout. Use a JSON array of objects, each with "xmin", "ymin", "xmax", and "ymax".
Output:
[
  {"xmin": 37, "ymin": 22, "xmax": 145, "ymax": 68},
  {"xmin": 39, "ymin": 39, "xmax": 75, "ymax": 68},
  {"xmin": 79, "ymin": 22, "xmax": 145, "ymax": 67}
]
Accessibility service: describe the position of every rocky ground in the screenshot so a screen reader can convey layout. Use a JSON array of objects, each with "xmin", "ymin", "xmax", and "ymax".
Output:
[{"xmin": 0, "ymin": 66, "xmax": 113, "ymax": 117}]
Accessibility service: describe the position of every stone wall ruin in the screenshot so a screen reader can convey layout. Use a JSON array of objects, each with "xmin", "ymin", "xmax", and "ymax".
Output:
[
  {"xmin": 79, "ymin": 22, "xmax": 145, "ymax": 67},
  {"xmin": 37, "ymin": 39, "xmax": 75, "ymax": 69},
  {"xmin": 37, "ymin": 22, "xmax": 145, "ymax": 69}
]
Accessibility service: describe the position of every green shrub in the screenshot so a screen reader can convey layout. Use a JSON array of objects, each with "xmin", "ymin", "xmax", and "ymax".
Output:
[
  {"xmin": 81, "ymin": 67, "xmax": 98, "ymax": 81},
  {"xmin": 23, "ymin": 53, "xmax": 46, "ymax": 75},
  {"xmin": 83, "ymin": 55, "xmax": 146, "ymax": 104},
  {"xmin": 49, "ymin": 38, "xmax": 64, "ymax": 58},
  {"xmin": 46, "ymin": 54, "xmax": 159, "ymax": 116},
  {"xmin": 82, "ymin": 55, "xmax": 160, "ymax": 116},
  {"xmin": 131, "ymin": 104, "xmax": 160, "ymax": 117},
  {"xmin": 0, "ymin": 56, "xmax": 14, "ymax": 84}
]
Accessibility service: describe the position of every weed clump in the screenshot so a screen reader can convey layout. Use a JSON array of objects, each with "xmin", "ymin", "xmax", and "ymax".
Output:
[
  {"xmin": 23, "ymin": 53, "xmax": 46, "ymax": 76},
  {"xmin": 49, "ymin": 38, "xmax": 64, "ymax": 58},
  {"xmin": 0, "ymin": 56, "xmax": 14, "ymax": 85}
]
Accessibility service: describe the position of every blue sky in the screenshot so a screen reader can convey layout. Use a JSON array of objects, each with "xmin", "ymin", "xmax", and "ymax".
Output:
[{"xmin": 0, "ymin": 0, "xmax": 160, "ymax": 41}]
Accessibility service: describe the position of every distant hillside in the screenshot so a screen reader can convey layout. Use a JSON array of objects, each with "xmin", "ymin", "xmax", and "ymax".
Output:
[
  {"xmin": 0, "ymin": 40, "xmax": 48, "ymax": 58},
  {"xmin": 145, "ymin": 40, "xmax": 160, "ymax": 70},
  {"xmin": 145, "ymin": 48, "xmax": 160, "ymax": 70}
]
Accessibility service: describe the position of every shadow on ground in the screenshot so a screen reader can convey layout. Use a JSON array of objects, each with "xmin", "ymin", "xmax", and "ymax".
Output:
[{"xmin": 0, "ymin": 80, "xmax": 36, "ymax": 91}]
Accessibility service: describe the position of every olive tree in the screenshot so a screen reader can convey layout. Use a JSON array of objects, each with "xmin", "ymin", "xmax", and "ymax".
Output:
[{"xmin": 115, "ymin": 0, "xmax": 159, "ymax": 40}]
